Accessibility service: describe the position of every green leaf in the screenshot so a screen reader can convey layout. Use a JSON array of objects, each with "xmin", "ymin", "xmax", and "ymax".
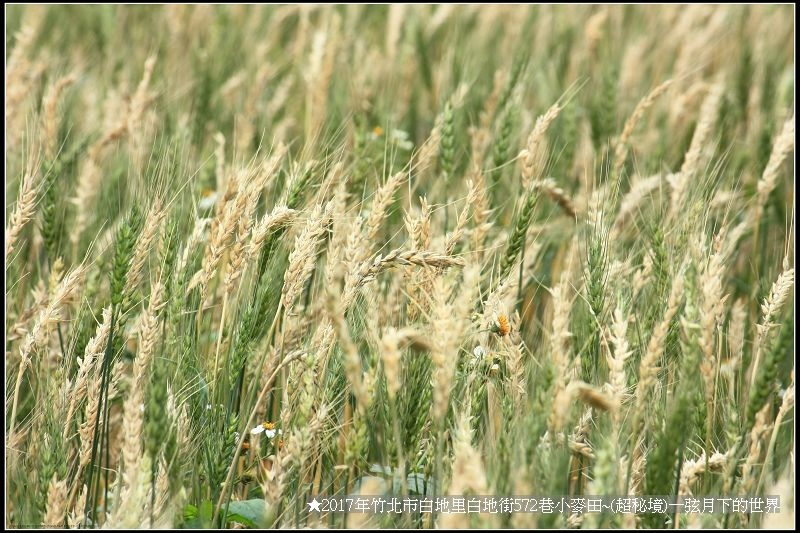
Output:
[
  {"xmin": 225, "ymin": 499, "xmax": 267, "ymax": 528},
  {"xmin": 183, "ymin": 500, "xmax": 213, "ymax": 528},
  {"xmin": 225, "ymin": 513, "xmax": 256, "ymax": 528},
  {"xmin": 183, "ymin": 504, "xmax": 197, "ymax": 521}
]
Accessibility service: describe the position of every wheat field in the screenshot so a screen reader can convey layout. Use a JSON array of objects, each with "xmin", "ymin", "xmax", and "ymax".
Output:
[{"xmin": 4, "ymin": 4, "xmax": 795, "ymax": 529}]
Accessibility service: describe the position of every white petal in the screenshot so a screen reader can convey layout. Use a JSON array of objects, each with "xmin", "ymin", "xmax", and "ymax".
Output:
[
  {"xmin": 265, "ymin": 429, "xmax": 276, "ymax": 439},
  {"xmin": 199, "ymin": 193, "xmax": 218, "ymax": 210},
  {"xmin": 251, "ymin": 426, "xmax": 265, "ymax": 435}
]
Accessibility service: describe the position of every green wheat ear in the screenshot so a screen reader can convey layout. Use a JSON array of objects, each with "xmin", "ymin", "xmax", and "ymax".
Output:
[
  {"xmin": 746, "ymin": 312, "xmax": 793, "ymax": 431},
  {"xmin": 110, "ymin": 206, "xmax": 143, "ymax": 311},
  {"xmin": 489, "ymin": 106, "xmax": 516, "ymax": 190},
  {"xmin": 145, "ymin": 354, "xmax": 170, "ymax": 463},
  {"xmin": 496, "ymin": 52, "xmax": 528, "ymax": 115},
  {"xmin": 41, "ymin": 137, "xmax": 91, "ymax": 262},
  {"xmin": 159, "ymin": 213, "xmax": 180, "ymax": 305},
  {"xmin": 499, "ymin": 186, "xmax": 539, "ymax": 283},
  {"xmin": 439, "ymin": 100, "xmax": 455, "ymax": 187},
  {"xmin": 589, "ymin": 62, "xmax": 619, "ymax": 150}
]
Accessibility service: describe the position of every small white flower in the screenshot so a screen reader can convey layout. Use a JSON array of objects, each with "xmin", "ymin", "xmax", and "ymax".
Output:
[
  {"xmin": 199, "ymin": 191, "xmax": 219, "ymax": 210},
  {"xmin": 251, "ymin": 422, "xmax": 281, "ymax": 438},
  {"xmin": 390, "ymin": 129, "xmax": 413, "ymax": 150},
  {"xmin": 391, "ymin": 129, "xmax": 409, "ymax": 141},
  {"xmin": 473, "ymin": 345, "xmax": 486, "ymax": 359}
]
